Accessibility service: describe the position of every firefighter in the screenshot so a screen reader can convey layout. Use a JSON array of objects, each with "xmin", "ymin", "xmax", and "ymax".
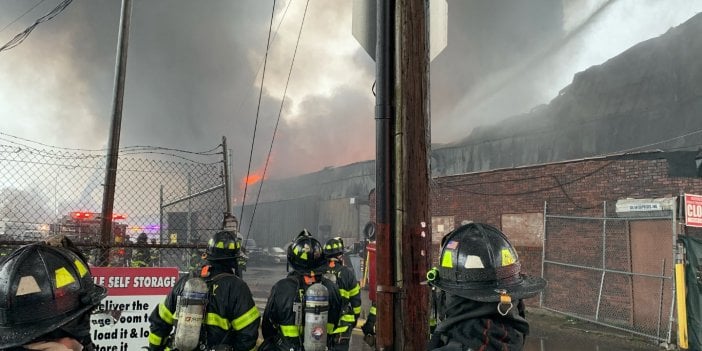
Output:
[
  {"xmin": 0, "ymin": 240, "xmax": 108, "ymax": 351},
  {"xmin": 259, "ymin": 230, "xmax": 343, "ymax": 351},
  {"xmin": 322, "ymin": 237, "xmax": 362, "ymax": 350},
  {"xmin": 426, "ymin": 222, "xmax": 547, "ymax": 350},
  {"xmin": 131, "ymin": 232, "xmax": 152, "ymax": 267},
  {"xmin": 147, "ymin": 230, "xmax": 260, "ymax": 351}
]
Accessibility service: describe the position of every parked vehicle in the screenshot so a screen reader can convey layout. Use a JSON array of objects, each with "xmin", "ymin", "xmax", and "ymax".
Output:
[{"xmin": 264, "ymin": 246, "xmax": 286, "ymax": 264}]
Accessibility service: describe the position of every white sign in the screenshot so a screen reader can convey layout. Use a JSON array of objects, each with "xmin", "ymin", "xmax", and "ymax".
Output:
[{"xmin": 90, "ymin": 267, "xmax": 180, "ymax": 351}]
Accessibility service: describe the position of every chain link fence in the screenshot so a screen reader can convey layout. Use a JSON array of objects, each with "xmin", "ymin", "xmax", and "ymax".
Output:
[
  {"xmin": 542, "ymin": 201, "xmax": 677, "ymax": 343},
  {"xmin": 0, "ymin": 142, "xmax": 226, "ymax": 272}
]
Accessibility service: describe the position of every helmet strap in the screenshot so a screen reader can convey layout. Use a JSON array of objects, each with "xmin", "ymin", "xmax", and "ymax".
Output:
[{"xmin": 497, "ymin": 290, "xmax": 513, "ymax": 316}]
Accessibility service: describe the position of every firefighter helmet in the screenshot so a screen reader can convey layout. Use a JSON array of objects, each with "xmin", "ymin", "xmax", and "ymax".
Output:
[
  {"xmin": 206, "ymin": 231, "xmax": 242, "ymax": 261},
  {"xmin": 0, "ymin": 242, "xmax": 107, "ymax": 348},
  {"xmin": 287, "ymin": 229, "xmax": 326, "ymax": 274},
  {"xmin": 426, "ymin": 223, "xmax": 546, "ymax": 302},
  {"xmin": 323, "ymin": 237, "xmax": 346, "ymax": 258},
  {"xmin": 137, "ymin": 232, "xmax": 148, "ymax": 244}
]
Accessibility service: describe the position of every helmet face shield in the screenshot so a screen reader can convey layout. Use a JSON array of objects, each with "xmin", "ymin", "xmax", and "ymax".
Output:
[
  {"xmin": 428, "ymin": 223, "xmax": 546, "ymax": 302},
  {"xmin": 0, "ymin": 243, "xmax": 107, "ymax": 349}
]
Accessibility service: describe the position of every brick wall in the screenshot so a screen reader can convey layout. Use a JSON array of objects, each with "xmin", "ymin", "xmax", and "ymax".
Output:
[{"xmin": 368, "ymin": 153, "xmax": 702, "ymax": 314}]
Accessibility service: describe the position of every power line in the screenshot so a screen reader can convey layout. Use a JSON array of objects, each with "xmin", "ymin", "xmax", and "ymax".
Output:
[
  {"xmin": 246, "ymin": 0, "xmax": 310, "ymax": 241},
  {"xmin": 0, "ymin": 0, "xmax": 72, "ymax": 53},
  {"xmin": 0, "ymin": 0, "xmax": 47, "ymax": 35},
  {"xmin": 240, "ymin": 0, "xmax": 277, "ymax": 227}
]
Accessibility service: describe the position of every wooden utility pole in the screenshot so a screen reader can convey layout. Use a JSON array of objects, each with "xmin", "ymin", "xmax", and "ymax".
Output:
[
  {"xmin": 395, "ymin": 0, "xmax": 431, "ymax": 349},
  {"xmin": 374, "ymin": 0, "xmax": 431, "ymax": 349}
]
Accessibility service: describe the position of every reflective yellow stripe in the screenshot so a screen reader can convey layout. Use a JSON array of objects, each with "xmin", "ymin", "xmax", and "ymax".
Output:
[
  {"xmin": 55, "ymin": 267, "xmax": 75, "ymax": 288},
  {"xmin": 348, "ymin": 284, "xmax": 360, "ymax": 297},
  {"xmin": 205, "ymin": 312, "xmax": 230, "ymax": 330},
  {"xmin": 280, "ymin": 325, "xmax": 301, "ymax": 337},
  {"xmin": 341, "ymin": 314, "xmax": 356, "ymax": 322},
  {"xmin": 331, "ymin": 326, "xmax": 349, "ymax": 334},
  {"xmin": 148, "ymin": 332, "xmax": 163, "ymax": 346},
  {"xmin": 339, "ymin": 288, "xmax": 350, "ymax": 299},
  {"xmin": 369, "ymin": 306, "xmax": 377, "ymax": 315},
  {"xmin": 232, "ymin": 306, "xmax": 260, "ymax": 330},
  {"xmin": 327, "ymin": 323, "xmax": 337, "ymax": 333},
  {"xmin": 158, "ymin": 302, "xmax": 175, "ymax": 325},
  {"xmin": 353, "ymin": 306, "xmax": 361, "ymax": 314}
]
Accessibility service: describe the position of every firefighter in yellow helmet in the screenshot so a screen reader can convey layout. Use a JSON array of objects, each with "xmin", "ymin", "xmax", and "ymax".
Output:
[
  {"xmin": 0, "ymin": 239, "xmax": 107, "ymax": 351},
  {"xmin": 322, "ymin": 237, "xmax": 361, "ymax": 350},
  {"xmin": 259, "ymin": 230, "xmax": 343, "ymax": 351},
  {"xmin": 147, "ymin": 230, "xmax": 260, "ymax": 351},
  {"xmin": 426, "ymin": 223, "xmax": 547, "ymax": 350}
]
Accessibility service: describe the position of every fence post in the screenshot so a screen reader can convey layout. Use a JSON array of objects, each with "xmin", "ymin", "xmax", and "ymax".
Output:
[
  {"xmin": 222, "ymin": 136, "xmax": 232, "ymax": 217},
  {"xmin": 595, "ymin": 201, "xmax": 607, "ymax": 321},
  {"xmin": 541, "ymin": 201, "xmax": 547, "ymax": 308}
]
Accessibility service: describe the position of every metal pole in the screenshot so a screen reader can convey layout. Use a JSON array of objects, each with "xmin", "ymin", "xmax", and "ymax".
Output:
[
  {"xmin": 187, "ymin": 174, "xmax": 192, "ymax": 243},
  {"xmin": 99, "ymin": 0, "xmax": 132, "ymax": 266},
  {"xmin": 222, "ymin": 136, "xmax": 232, "ymax": 216},
  {"xmin": 595, "ymin": 201, "xmax": 607, "ymax": 320},
  {"xmin": 541, "ymin": 201, "xmax": 547, "ymax": 307},
  {"xmin": 375, "ymin": 0, "xmax": 396, "ymax": 348},
  {"xmin": 159, "ymin": 185, "xmax": 164, "ymax": 240}
]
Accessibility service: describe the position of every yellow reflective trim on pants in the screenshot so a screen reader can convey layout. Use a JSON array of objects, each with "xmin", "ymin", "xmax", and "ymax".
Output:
[
  {"xmin": 148, "ymin": 332, "xmax": 163, "ymax": 346},
  {"xmin": 232, "ymin": 306, "xmax": 260, "ymax": 330},
  {"xmin": 158, "ymin": 302, "xmax": 175, "ymax": 325},
  {"xmin": 339, "ymin": 288, "xmax": 350, "ymax": 299},
  {"xmin": 348, "ymin": 284, "xmax": 360, "ymax": 297},
  {"xmin": 353, "ymin": 306, "xmax": 361, "ymax": 314},
  {"xmin": 369, "ymin": 306, "xmax": 377, "ymax": 315},
  {"xmin": 340, "ymin": 314, "xmax": 355, "ymax": 323},
  {"xmin": 280, "ymin": 325, "xmax": 301, "ymax": 337},
  {"xmin": 205, "ymin": 312, "xmax": 230, "ymax": 330},
  {"xmin": 331, "ymin": 325, "xmax": 348, "ymax": 334}
]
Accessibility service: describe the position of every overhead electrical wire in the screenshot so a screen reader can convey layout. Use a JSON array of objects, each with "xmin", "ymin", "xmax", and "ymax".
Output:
[
  {"xmin": 0, "ymin": 0, "xmax": 72, "ymax": 53},
  {"xmin": 0, "ymin": 0, "xmax": 48, "ymax": 35},
  {"xmin": 246, "ymin": 0, "xmax": 311, "ymax": 241},
  {"xmin": 239, "ymin": 0, "xmax": 277, "ymax": 228}
]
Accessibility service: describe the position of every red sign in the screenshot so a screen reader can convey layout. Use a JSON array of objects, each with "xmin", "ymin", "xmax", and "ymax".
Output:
[
  {"xmin": 685, "ymin": 194, "xmax": 702, "ymax": 228},
  {"xmin": 91, "ymin": 267, "xmax": 180, "ymax": 296}
]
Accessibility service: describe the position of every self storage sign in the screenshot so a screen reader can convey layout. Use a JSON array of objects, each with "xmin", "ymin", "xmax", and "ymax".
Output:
[
  {"xmin": 685, "ymin": 193, "xmax": 702, "ymax": 228},
  {"xmin": 90, "ymin": 267, "xmax": 180, "ymax": 351}
]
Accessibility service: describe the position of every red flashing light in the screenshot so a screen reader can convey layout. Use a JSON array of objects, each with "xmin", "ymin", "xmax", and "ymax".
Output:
[
  {"xmin": 70, "ymin": 212, "xmax": 94, "ymax": 220},
  {"xmin": 112, "ymin": 214, "xmax": 127, "ymax": 220}
]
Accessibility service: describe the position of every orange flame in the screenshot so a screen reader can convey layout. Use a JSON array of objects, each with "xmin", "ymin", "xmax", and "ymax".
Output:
[{"xmin": 241, "ymin": 169, "xmax": 265, "ymax": 188}]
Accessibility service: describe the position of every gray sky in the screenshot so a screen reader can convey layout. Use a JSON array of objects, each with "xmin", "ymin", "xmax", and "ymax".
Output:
[{"xmin": 1, "ymin": 0, "xmax": 701, "ymax": 197}]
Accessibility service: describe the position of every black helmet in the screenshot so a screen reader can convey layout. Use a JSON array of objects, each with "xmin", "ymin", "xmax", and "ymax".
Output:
[
  {"xmin": 206, "ymin": 231, "xmax": 242, "ymax": 261},
  {"xmin": 0, "ymin": 243, "xmax": 107, "ymax": 348},
  {"xmin": 426, "ymin": 223, "xmax": 546, "ymax": 302},
  {"xmin": 323, "ymin": 237, "xmax": 345, "ymax": 258},
  {"xmin": 287, "ymin": 229, "xmax": 325, "ymax": 274},
  {"xmin": 137, "ymin": 232, "xmax": 148, "ymax": 243}
]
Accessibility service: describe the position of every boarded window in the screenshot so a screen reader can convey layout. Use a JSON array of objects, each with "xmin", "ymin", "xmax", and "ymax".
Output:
[{"xmin": 501, "ymin": 213, "xmax": 543, "ymax": 247}]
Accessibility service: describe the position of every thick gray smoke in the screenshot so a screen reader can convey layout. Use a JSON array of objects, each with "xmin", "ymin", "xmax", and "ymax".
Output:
[{"xmin": 1, "ymin": 0, "xmax": 700, "ymax": 191}]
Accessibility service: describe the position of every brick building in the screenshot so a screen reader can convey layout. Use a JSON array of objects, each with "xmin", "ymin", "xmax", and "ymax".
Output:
[{"xmin": 370, "ymin": 150, "xmax": 702, "ymax": 341}]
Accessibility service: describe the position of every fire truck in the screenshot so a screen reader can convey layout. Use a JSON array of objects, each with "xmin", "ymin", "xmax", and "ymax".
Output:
[{"xmin": 51, "ymin": 211, "xmax": 129, "ymax": 265}]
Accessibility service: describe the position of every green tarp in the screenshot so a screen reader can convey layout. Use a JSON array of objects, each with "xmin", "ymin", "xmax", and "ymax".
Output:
[{"xmin": 681, "ymin": 235, "xmax": 702, "ymax": 350}]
